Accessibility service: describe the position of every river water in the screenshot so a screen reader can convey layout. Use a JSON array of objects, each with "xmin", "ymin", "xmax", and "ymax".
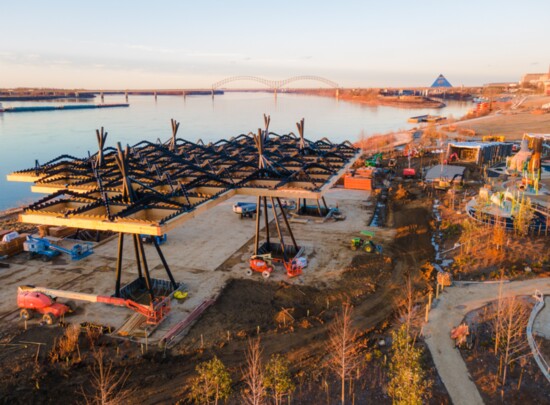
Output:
[{"xmin": 0, "ymin": 93, "xmax": 471, "ymax": 210}]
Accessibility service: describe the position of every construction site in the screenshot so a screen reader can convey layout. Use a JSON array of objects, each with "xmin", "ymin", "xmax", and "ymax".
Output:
[{"xmin": 0, "ymin": 108, "xmax": 549, "ymax": 404}]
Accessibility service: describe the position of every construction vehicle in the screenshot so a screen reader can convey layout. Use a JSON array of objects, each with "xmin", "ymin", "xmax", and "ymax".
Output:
[
  {"xmin": 247, "ymin": 254, "xmax": 303, "ymax": 278},
  {"xmin": 248, "ymin": 255, "xmax": 274, "ymax": 278},
  {"xmin": 233, "ymin": 202, "xmax": 258, "ymax": 219},
  {"xmin": 365, "ymin": 152, "xmax": 383, "ymax": 167},
  {"xmin": 140, "ymin": 234, "xmax": 167, "ymax": 245},
  {"xmin": 233, "ymin": 200, "xmax": 294, "ymax": 219},
  {"xmin": 282, "ymin": 258, "xmax": 303, "ymax": 278},
  {"xmin": 17, "ymin": 285, "xmax": 171, "ymax": 325},
  {"xmin": 24, "ymin": 235, "xmax": 93, "ymax": 261},
  {"xmin": 17, "ymin": 287, "xmax": 73, "ymax": 325},
  {"xmin": 350, "ymin": 230, "xmax": 382, "ymax": 253}
]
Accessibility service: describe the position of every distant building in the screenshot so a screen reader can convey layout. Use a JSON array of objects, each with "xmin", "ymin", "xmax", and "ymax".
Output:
[
  {"xmin": 520, "ymin": 66, "xmax": 550, "ymax": 93},
  {"xmin": 431, "ymin": 74, "xmax": 453, "ymax": 88}
]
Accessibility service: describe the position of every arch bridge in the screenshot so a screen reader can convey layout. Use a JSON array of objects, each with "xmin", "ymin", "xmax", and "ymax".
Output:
[{"xmin": 211, "ymin": 76, "xmax": 340, "ymax": 96}]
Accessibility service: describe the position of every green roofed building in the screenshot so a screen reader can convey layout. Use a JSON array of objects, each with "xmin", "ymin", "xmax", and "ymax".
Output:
[{"xmin": 431, "ymin": 74, "xmax": 453, "ymax": 88}]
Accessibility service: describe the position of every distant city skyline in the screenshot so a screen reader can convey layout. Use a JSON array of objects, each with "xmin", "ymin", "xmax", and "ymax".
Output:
[{"xmin": 1, "ymin": 0, "xmax": 549, "ymax": 88}]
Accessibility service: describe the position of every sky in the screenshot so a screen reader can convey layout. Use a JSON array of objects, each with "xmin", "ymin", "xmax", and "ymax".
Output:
[{"xmin": 1, "ymin": 0, "xmax": 549, "ymax": 89}]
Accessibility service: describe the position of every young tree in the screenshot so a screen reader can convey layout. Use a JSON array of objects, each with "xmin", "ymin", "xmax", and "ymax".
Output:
[
  {"xmin": 265, "ymin": 354, "xmax": 295, "ymax": 405},
  {"xmin": 492, "ymin": 297, "xmax": 531, "ymax": 388},
  {"xmin": 328, "ymin": 303, "xmax": 359, "ymax": 405},
  {"xmin": 82, "ymin": 348, "xmax": 133, "ymax": 405},
  {"xmin": 513, "ymin": 194, "xmax": 534, "ymax": 236},
  {"xmin": 190, "ymin": 356, "xmax": 232, "ymax": 405},
  {"xmin": 242, "ymin": 338, "xmax": 265, "ymax": 405},
  {"xmin": 387, "ymin": 324, "xmax": 431, "ymax": 405}
]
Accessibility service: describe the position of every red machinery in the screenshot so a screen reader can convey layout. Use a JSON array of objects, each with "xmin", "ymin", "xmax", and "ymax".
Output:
[
  {"xmin": 283, "ymin": 259, "xmax": 303, "ymax": 278},
  {"xmin": 17, "ymin": 289, "xmax": 72, "ymax": 325},
  {"xmin": 247, "ymin": 255, "xmax": 303, "ymax": 278},
  {"xmin": 17, "ymin": 285, "xmax": 171, "ymax": 325},
  {"xmin": 248, "ymin": 256, "xmax": 274, "ymax": 278},
  {"xmin": 403, "ymin": 147, "xmax": 416, "ymax": 178}
]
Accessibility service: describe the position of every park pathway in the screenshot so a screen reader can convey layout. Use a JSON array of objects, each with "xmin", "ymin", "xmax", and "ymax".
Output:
[{"xmin": 423, "ymin": 277, "xmax": 550, "ymax": 405}]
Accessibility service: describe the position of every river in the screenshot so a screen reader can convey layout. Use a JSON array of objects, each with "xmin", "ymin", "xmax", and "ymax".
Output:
[{"xmin": 0, "ymin": 92, "xmax": 471, "ymax": 210}]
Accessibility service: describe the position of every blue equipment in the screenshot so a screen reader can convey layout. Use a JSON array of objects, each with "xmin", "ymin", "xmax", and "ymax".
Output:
[
  {"xmin": 140, "ymin": 234, "xmax": 167, "ymax": 245},
  {"xmin": 23, "ymin": 236, "xmax": 93, "ymax": 261}
]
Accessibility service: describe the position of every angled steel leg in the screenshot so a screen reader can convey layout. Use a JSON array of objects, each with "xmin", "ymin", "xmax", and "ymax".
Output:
[
  {"xmin": 136, "ymin": 237, "xmax": 155, "ymax": 301},
  {"xmin": 115, "ymin": 233, "xmax": 124, "ymax": 297},
  {"xmin": 322, "ymin": 197, "xmax": 329, "ymax": 212},
  {"xmin": 276, "ymin": 197, "xmax": 298, "ymax": 251},
  {"xmin": 132, "ymin": 234, "xmax": 143, "ymax": 280},
  {"xmin": 263, "ymin": 196, "xmax": 270, "ymax": 250},
  {"xmin": 270, "ymin": 196, "xmax": 287, "ymax": 261},
  {"xmin": 153, "ymin": 237, "xmax": 177, "ymax": 290},
  {"xmin": 254, "ymin": 195, "xmax": 262, "ymax": 255},
  {"xmin": 316, "ymin": 199, "xmax": 323, "ymax": 216}
]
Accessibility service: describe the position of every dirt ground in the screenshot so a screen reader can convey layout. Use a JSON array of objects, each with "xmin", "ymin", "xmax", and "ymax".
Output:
[
  {"xmin": 0, "ymin": 175, "xmax": 451, "ymax": 404},
  {"xmin": 459, "ymin": 301, "xmax": 550, "ymax": 405}
]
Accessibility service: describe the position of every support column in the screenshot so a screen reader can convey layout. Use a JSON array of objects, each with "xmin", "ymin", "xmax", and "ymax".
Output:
[
  {"xmin": 115, "ymin": 233, "xmax": 124, "ymax": 297},
  {"xmin": 136, "ymin": 237, "xmax": 155, "ymax": 301},
  {"xmin": 153, "ymin": 237, "xmax": 178, "ymax": 290},
  {"xmin": 276, "ymin": 197, "xmax": 298, "ymax": 251},
  {"xmin": 322, "ymin": 197, "xmax": 329, "ymax": 212},
  {"xmin": 253, "ymin": 195, "xmax": 262, "ymax": 255},
  {"xmin": 316, "ymin": 199, "xmax": 323, "ymax": 217},
  {"xmin": 263, "ymin": 196, "xmax": 270, "ymax": 249},
  {"xmin": 270, "ymin": 197, "xmax": 287, "ymax": 260},
  {"xmin": 132, "ymin": 234, "xmax": 143, "ymax": 280}
]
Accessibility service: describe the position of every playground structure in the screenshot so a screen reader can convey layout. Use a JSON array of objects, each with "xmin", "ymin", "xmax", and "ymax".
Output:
[
  {"xmin": 466, "ymin": 186, "xmax": 550, "ymax": 233},
  {"xmin": 506, "ymin": 136, "xmax": 544, "ymax": 193}
]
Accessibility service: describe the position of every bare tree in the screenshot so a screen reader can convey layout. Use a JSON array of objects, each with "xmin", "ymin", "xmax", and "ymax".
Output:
[
  {"xmin": 81, "ymin": 348, "xmax": 133, "ymax": 405},
  {"xmin": 242, "ymin": 337, "xmax": 265, "ymax": 405},
  {"xmin": 328, "ymin": 303, "xmax": 359, "ymax": 405},
  {"xmin": 492, "ymin": 297, "xmax": 531, "ymax": 388},
  {"xmin": 395, "ymin": 273, "xmax": 417, "ymax": 337}
]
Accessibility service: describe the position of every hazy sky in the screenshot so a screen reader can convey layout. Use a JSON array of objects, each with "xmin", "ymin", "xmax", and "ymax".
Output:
[{"xmin": 1, "ymin": 0, "xmax": 548, "ymax": 88}]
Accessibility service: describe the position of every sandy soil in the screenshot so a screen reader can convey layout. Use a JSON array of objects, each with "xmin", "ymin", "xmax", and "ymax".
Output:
[{"xmin": 454, "ymin": 94, "xmax": 550, "ymax": 139}]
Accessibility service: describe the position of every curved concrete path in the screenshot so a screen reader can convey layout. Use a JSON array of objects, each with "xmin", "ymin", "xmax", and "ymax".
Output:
[{"xmin": 423, "ymin": 278, "xmax": 550, "ymax": 405}]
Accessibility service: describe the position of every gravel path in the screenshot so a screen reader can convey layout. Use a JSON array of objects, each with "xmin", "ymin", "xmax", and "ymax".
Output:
[{"xmin": 423, "ymin": 277, "xmax": 550, "ymax": 405}]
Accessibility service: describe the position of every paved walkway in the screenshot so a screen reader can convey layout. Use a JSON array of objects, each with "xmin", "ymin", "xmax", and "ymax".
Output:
[
  {"xmin": 534, "ymin": 297, "xmax": 550, "ymax": 339},
  {"xmin": 423, "ymin": 278, "xmax": 550, "ymax": 405}
]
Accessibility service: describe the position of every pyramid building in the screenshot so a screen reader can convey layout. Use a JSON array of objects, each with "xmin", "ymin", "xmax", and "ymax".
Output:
[{"xmin": 431, "ymin": 74, "xmax": 453, "ymax": 88}]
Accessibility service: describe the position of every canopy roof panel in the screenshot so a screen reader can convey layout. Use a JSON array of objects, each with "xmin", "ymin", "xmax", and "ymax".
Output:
[{"xmin": 9, "ymin": 128, "xmax": 360, "ymax": 235}]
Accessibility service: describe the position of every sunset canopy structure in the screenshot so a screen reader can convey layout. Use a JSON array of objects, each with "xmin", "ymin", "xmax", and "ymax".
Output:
[
  {"xmin": 8, "ymin": 119, "xmax": 360, "ymax": 237},
  {"xmin": 8, "ymin": 118, "xmax": 360, "ymax": 299}
]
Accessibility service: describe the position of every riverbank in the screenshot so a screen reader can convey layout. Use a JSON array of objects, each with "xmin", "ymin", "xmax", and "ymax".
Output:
[
  {"xmin": 294, "ymin": 88, "xmax": 446, "ymax": 108},
  {"xmin": 452, "ymin": 95, "xmax": 550, "ymax": 139}
]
